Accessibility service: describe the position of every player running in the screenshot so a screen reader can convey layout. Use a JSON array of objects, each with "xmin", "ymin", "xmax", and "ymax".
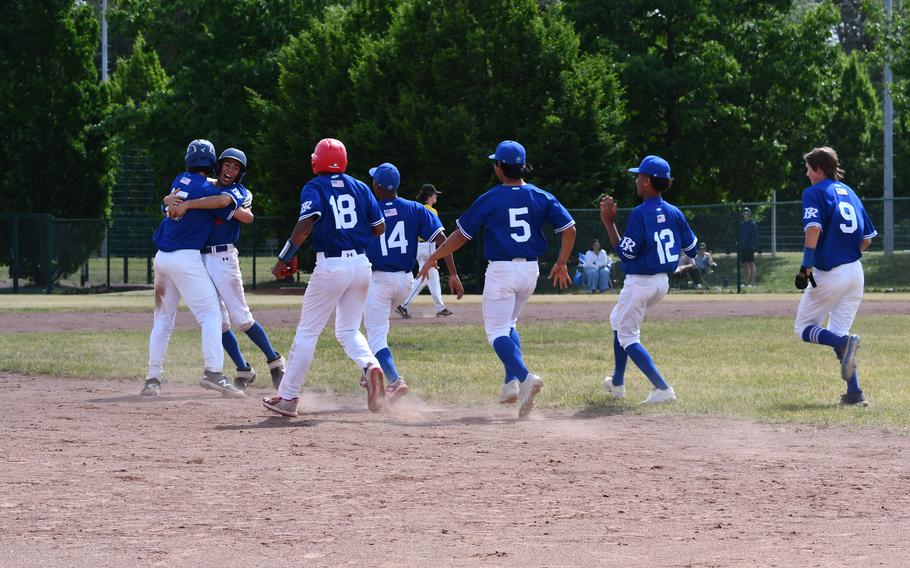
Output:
[
  {"xmin": 793, "ymin": 146, "xmax": 876, "ymax": 407},
  {"xmin": 419, "ymin": 140, "xmax": 576, "ymax": 419},
  {"xmin": 142, "ymin": 139, "xmax": 244, "ymax": 398},
  {"xmin": 165, "ymin": 148, "xmax": 286, "ymax": 391},
  {"xmin": 262, "ymin": 138, "xmax": 386, "ymax": 418},
  {"xmin": 363, "ymin": 163, "xmax": 464, "ymax": 403},
  {"xmin": 600, "ymin": 155, "xmax": 698, "ymax": 404}
]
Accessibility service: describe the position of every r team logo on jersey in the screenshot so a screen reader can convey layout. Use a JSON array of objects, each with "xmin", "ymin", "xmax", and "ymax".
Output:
[
  {"xmin": 300, "ymin": 201, "xmax": 313, "ymax": 214},
  {"xmin": 619, "ymin": 236, "xmax": 637, "ymax": 255},
  {"xmin": 803, "ymin": 207, "xmax": 819, "ymax": 220}
]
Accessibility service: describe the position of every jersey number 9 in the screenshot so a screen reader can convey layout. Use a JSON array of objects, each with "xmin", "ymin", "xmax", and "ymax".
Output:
[{"xmin": 838, "ymin": 202, "xmax": 858, "ymax": 234}]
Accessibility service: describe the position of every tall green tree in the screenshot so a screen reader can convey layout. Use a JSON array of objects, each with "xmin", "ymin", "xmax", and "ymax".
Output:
[{"xmin": 0, "ymin": 0, "xmax": 114, "ymax": 285}]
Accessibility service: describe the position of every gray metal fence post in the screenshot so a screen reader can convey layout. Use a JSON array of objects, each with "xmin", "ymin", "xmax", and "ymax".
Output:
[
  {"xmin": 44, "ymin": 214, "xmax": 54, "ymax": 294},
  {"xmin": 11, "ymin": 215, "xmax": 19, "ymax": 293},
  {"xmin": 771, "ymin": 190, "xmax": 777, "ymax": 257}
]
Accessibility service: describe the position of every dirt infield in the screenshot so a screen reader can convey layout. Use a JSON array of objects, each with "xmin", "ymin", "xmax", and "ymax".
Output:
[
  {"xmin": 2, "ymin": 373, "xmax": 909, "ymax": 567},
  {"xmin": 3, "ymin": 295, "xmax": 907, "ymax": 333}
]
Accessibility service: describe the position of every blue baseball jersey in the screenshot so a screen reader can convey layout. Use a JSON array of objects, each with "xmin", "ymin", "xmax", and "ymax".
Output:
[
  {"xmin": 367, "ymin": 197, "xmax": 444, "ymax": 272},
  {"xmin": 298, "ymin": 173, "xmax": 383, "ymax": 255},
  {"xmin": 616, "ymin": 196, "xmax": 698, "ymax": 275},
  {"xmin": 205, "ymin": 183, "xmax": 247, "ymax": 247},
  {"xmin": 153, "ymin": 172, "xmax": 223, "ymax": 252},
  {"xmin": 801, "ymin": 178, "xmax": 877, "ymax": 271},
  {"xmin": 456, "ymin": 183, "xmax": 575, "ymax": 261}
]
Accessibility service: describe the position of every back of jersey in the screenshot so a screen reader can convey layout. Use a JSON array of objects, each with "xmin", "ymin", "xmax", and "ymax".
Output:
[
  {"xmin": 298, "ymin": 173, "xmax": 383, "ymax": 255},
  {"xmin": 802, "ymin": 179, "xmax": 877, "ymax": 271},
  {"xmin": 153, "ymin": 172, "xmax": 221, "ymax": 252},
  {"xmin": 456, "ymin": 184, "xmax": 574, "ymax": 261},
  {"xmin": 367, "ymin": 197, "xmax": 443, "ymax": 272},
  {"xmin": 617, "ymin": 197, "xmax": 698, "ymax": 275}
]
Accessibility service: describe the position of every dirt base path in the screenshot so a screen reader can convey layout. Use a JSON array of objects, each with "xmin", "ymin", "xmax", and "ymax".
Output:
[
  {"xmin": 4, "ymin": 296, "xmax": 908, "ymax": 334},
  {"xmin": 2, "ymin": 373, "xmax": 908, "ymax": 567}
]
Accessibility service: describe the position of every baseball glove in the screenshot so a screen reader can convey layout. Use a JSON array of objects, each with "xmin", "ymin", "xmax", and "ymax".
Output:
[
  {"xmin": 275, "ymin": 256, "xmax": 298, "ymax": 280},
  {"xmin": 794, "ymin": 266, "xmax": 817, "ymax": 290}
]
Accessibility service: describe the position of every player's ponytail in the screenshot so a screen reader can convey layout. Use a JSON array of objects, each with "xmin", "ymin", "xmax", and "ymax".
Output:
[{"xmin": 803, "ymin": 147, "xmax": 845, "ymax": 180}]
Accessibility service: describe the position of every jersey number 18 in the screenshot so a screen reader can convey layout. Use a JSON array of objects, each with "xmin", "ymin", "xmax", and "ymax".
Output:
[{"xmin": 329, "ymin": 195, "xmax": 357, "ymax": 230}]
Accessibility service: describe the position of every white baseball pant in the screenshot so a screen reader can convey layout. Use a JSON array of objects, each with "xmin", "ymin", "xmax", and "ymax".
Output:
[
  {"xmin": 364, "ymin": 270, "xmax": 414, "ymax": 354},
  {"xmin": 794, "ymin": 260, "xmax": 864, "ymax": 337},
  {"xmin": 147, "ymin": 249, "xmax": 224, "ymax": 379},
  {"xmin": 404, "ymin": 241, "xmax": 446, "ymax": 311},
  {"xmin": 202, "ymin": 245, "xmax": 255, "ymax": 332},
  {"xmin": 610, "ymin": 273, "xmax": 669, "ymax": 348},
  {"xmin": 482, "ymin": 259, "xmax": 539, "ymax": 343},
  {"xmin": 278, "ymin": 252, "xmax": 379, "ymax": 400}
]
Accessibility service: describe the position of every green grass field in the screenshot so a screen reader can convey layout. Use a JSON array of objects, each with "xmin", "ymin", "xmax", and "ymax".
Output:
[{"xmin": 1, "ymin": 313, "xmax": 907, "ymax": 429}]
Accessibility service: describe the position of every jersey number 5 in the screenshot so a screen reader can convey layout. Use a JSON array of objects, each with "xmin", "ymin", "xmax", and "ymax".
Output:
[
  {"xmin": 653, "ymin": 229, "xmax": 678, "ymax": 265},
  {"xmin": 509, "ymin": 207, "xmax": 531, "ymax": 243},
  {"xmin": 379, "ymin": 221, "xmax": 407, "ymax": 256},
  {"xmin": 329, "ymin": 195, "xmax": 357, "ymax": 229}
]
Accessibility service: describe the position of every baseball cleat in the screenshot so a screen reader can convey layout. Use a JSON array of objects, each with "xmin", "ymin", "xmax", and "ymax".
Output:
[
  {"xmin": 140, "ymin": 378, "xmax": 161, "ymax": 397},
  {"xmin": 436, "ymin": 308, "xmax": 454, "ymax": 317},
  {"xmin": 603, "ymin": 376, "xmax": 626, "ymax": 399},
  {"xmin": 199, "ymin": 371, "xmax": 246, "ymax": 398},
  {"xmin": 396, "ymin": 305, "xmax": 411, "ymax": 319},
  {"xmin": 262, "ymin": 395, "xmax": 299, "ymax": 417},
  {"xmin": 641, "ymin": 386, "xmax": 676, "ymax": 405},
  {"xmin": 233, "ymin": 366, "xmax": 256, "ymax": 390},
  {"xmin": 268, "ymin": 353, "xmax": 286, "ymax": 390},
  {"xmin": 840, "ymin": 390, "xmax": 870, "ymax": 407},
  {"xmin": 361, "ymin": 363, "xmax": 386, "ymax": 412},
  {"xmin": 840, "ymin": 334, "xmax": 861, "ymax": 382},
  {"xmin": 517, "ymin": 374, "xmax": 543, "ymax": 419},
  {"xmin": 499, "ymin": 380, "xmax": 519, "ymax": 404},
  {"xmin": 385, "ymin": 378, "xmax": 410, "ymax": 404}
]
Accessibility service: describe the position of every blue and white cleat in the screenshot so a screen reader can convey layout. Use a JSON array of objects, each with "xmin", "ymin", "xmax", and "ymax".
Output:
[{"xmin": 840, "ymin": 334, "xmax": 861, "ymax": 382}]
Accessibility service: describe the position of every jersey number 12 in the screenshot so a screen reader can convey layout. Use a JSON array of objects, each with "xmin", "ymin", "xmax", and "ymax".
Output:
[{"xmin": 653, "ymin": 229, "xmax": 678, "ymax": 264}]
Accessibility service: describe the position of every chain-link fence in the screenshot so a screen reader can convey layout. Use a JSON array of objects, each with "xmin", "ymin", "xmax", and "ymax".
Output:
[{"xmin": 2, "ymin": 196, "xmax": 909, "ymax": 294}]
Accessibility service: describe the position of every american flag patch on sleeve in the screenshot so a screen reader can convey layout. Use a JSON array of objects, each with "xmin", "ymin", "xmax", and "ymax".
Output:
[
  {"xmin": 657, "ymin": 214, "xmax": 666, "ymax": 223},
  {"xmin": 384, "ymin": 208, "xmax": 398, "ymax": 217},
  {"xmin": 331, "ymin": 179, "xmax": 345, "ymax": 187}
]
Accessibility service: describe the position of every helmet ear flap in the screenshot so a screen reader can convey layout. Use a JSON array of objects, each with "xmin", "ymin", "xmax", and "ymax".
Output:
[{"xmin": 311, "ymin": 138, "xmax": 348, "ymax": 174}]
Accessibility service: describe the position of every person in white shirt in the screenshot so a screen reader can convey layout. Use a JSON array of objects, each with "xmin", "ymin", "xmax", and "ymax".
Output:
[{"xmin": 582, "ymin": 239, "xmax": 612, "ymax": 292}]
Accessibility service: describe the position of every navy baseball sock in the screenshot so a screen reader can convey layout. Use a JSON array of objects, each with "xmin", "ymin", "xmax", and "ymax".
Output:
[
  {"xmin": 493, "ymin": 335, "xmax": 529, "ymax": 383},
  {"xmin": 611, "ymin": 331, "xmax": 627, "ymax": 386},
  {"xmin": 222, "ymin": 330, "xmax": 248, "ymax": 370},
  {"xmin": 375, "ymin": 347, "xmax": 400, "ymax": 382},
  {"xmin": 625, "ymin": 342, "xmax": 669, "ymax": 390},
  {"xmin": 846, "ymin": 371, "xmax": 861, "ymax": 394},
  {"xmin": 245, "ymin": 322, "xmax": 278, "ymax": 361},
  {"xmin": 503, "ymin": 327, "xmax": 522, "ymax": 383},
  {"xmin": 801, "ymin": 325, "xmax": 846, "ymax": 352}
]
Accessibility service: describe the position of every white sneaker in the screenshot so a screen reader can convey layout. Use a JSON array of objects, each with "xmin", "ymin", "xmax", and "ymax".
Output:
[
  {"xmin": 641, "ymin": 386, "xmax": 676, "ymax": 405},
  {"xmin": 499, "ymin": 380, "xmax": 519, "ymax": 404},
  {"xmin": 603, "ymin": 376, "xmax": 626, "ymax": 399},
  {"xmin": 518, "ymin": 374, "xmax": 543, "ymax": 418}
]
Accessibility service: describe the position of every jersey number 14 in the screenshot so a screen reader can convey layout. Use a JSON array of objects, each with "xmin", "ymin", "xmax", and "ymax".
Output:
[{"xmin": 379, "ymin": 221, "xmax": 407, "ymax": 256}]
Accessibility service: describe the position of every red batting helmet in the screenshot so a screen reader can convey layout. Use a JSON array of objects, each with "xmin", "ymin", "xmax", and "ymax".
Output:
[{"xmin": 311, "ymin": 138, "xmax": 348, "ymax": 174}]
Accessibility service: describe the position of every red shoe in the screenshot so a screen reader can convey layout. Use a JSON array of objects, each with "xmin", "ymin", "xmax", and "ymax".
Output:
[{"xmin": 361, "ymin": 363, "xmax": 386, "ymax": 412}]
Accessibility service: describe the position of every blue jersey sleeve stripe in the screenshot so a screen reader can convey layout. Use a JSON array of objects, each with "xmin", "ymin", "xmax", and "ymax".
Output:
[
  {"xmin": 428, "ymin": 226, "xmax": 445, "ymax": 242},
  {"xmin": 863, "ymin": 230, "xmax": 878, "ymax": 239},
  {"xmin": 804, "ymin": 222, "xmax": 822, "ymax": 230},
  {"xmin": 299, "ymin": 211, "xmax": 321, "ymax": 222},
  {"xmin": 554, "ymin": 220, "xmax": 576, "ymax": 233},
  {"xmin": 682, "ymin": 238, "xmax": 697, "ymax": 252},
  {"xmin": 456, "ymin": 219, "xmax": 473, "ymax": 240},
  {"xmin": 370, "ymin": 218, "xmax": 384, "ymax": 227}
]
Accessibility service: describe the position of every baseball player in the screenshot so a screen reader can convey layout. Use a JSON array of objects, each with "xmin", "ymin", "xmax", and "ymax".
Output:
[
  {"xmin": 262, "ymin": 138, "xmax": 386, "ymax": 418},
  {"xmin": 141, "ymin": 139, "xmax": 244, "ymax": 398},
  {"xmin": 396, "ymin": 184, "xmax": 454, "ymax": 318},
  {"xmin": 164, "ymin": 148, "xmax": 286, "ymax": 391},
  {"xmin": 794, "ymin": 146, "xmax": 876, "ymax": 407},
  {"xmin": 363, "ymin": 163, "xmax": 464, "ymax": 402},
  {"xmin": 600, "ymin": 155, "xmax": 698, "ymax": 404},
  {"xmin": 418, "ymin": 140, "xmax": 576, "ymax": 418}
]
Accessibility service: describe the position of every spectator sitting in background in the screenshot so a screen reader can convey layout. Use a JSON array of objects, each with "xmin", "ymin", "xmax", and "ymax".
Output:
[
  {"xmin": 694, "ymin": 242, "xmax": 717, "ymax": 287},
  {"xmin": 673, "ymin": 252, "xmax": 702, "ymax": 288},
  {"xmin": 583, "ymin": 239, "xmax": 612, "ymax": 293}
]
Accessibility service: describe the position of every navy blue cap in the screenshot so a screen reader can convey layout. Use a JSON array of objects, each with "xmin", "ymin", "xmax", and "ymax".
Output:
[
  {"xmin": 628, "ymin": 155, "xmax": 671, "ymax": 179},
  {"xmin": 488, "ymin": 140, "xmax": 526, "ymax": 165},
  {"xmin": 369, "ymin": 162, "xmax": 400, "ymax": 191}
]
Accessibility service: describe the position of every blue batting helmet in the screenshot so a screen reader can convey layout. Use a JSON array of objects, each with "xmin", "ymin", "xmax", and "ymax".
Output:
[
  {"xmin": 218, "ymin": 148, "xmax": 247, "ymax": 182},
  {"xmin": 185, "ymin": 139, "xmax": 217, "ymax": 172}
]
